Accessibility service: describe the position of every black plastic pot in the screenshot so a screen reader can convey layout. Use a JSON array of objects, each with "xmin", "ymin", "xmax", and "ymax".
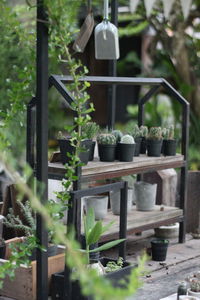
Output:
[
  {"xmin": 151, "ymin": 239, "xmax": 169, "ymax": 261},
  {"xmin": 119, "ymin": 143, "xmax": 135, "ymax": 162},
  {"xmin": 98, "ymin": 144, "xmax": 116, "ymax": 162},
  {"xmin": 115, "ymin": 143, "xmax": 120, "ymax": 160},
  {"xmin": 140, "ymin": 137, "xmax": 147, "ymax": 154},
  {"xmin": 51, "ymin": 257, "xmax": 136, "ymax": 300},
  {"xmin": 146, "ymin": 139, "xmax": 163, "ymax": 157},
  {"xmin": 162, "ymin": 139, "xmax": 176, "ymax": 156},
  {"xmin": 88, "ymin": 141, "xmax": 96, "ymax": 161},
  {"xmin": 0, "ymin": 244, "xmax": 5, "ymax": 259},
  {"xmin": 134, "ymin": 137, "xmax": 142, "ymax": 156},
  {"xmin": 58, "ymin": 139, "xmax": 92, "ymax": 165}
]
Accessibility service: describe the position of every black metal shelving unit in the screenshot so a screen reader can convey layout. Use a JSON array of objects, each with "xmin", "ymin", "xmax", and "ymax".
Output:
[{"xmin": 33, "ymin": 1, "xmax": 189, "ymax": 299}]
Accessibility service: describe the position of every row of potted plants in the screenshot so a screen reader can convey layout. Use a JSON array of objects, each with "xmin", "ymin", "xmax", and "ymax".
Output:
[{"xmin": 57, "ymin": 123, "xmax": 177, "ymax": 165}]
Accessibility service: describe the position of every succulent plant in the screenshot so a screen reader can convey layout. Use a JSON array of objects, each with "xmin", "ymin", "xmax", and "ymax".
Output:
[
  {"xmin": 120, "ymin": 134, "xmax": 135, "ymax": 144},
  {"xmin": 140, "ymin": 126, "xmax": 148, "ymax": 138},
  {"xmin": 82, "ymin": 122, "xmax": 100, "ymax": 140},
  {"xmin": 162, "ymin": 125, "xmax": 175, "ymax": 140},
  {"xmin": 148, "ymin": 127, "xmax": 163, "ymax": 140},
  {"xmin": 132, "ymin": 124, "xmax": 141, "ymax": 138},
  {"xmin": 97, "ymin": 133, "xmax": 117, "ymax": 145},
  {"xmin": 112, "ymin": 130, "xmax": 123, "ymax": 143},
  {"xmin": 168, "ymin": 125, "xmax": 175, "ymax": 140},
  {"xmin": 190, "ymin": 278, "xmax": 200, "ymax": 292}
]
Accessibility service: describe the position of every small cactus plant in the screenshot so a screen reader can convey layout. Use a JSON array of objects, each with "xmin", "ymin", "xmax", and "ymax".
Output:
[
  {"xmin": 190, "ymin": 278, "xmax": 200, "ymax": 292},
  {"xmin": 97, "ymin": 133, "xmax": 116, "ymax": 145},
  {"xmin": 148, "ymin": 127, "xmax": 163, "ymax": 140},
  {"xmin": 120, "ymin": 134, "xmax": 135, "ymax": 144},
  {"xmin": 132, "ymin": 124, "xmax": 141, "ymax": 138},
  {"xmin": 140, "ymin": 126, "xmax": 148, "ymax": 138},
  {"xmin": 168, "ymin": 125, "xmax": 175, "ymax": 140},
  {"xmin": 112, "ymin": 130, "xmax": 123, "ymax": 143},
  {"xmin": 82, "ymin": 122, "xmax": 100, "ymax": 140},
  {"xmin": 162, "ymin": 125, "xmax": 175, "ymax": 140}
]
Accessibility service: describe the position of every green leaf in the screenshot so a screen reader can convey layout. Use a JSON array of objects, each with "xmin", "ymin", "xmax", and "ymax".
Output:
[
  {"xmin": 83, "ymin": 207, "xmax": 95, "ymax": 242},
  {"xmin": 87, "ymin": 221, "xmax": 102, "ymax": 246},
  {"xmin": 89, "ymin": 239, "xmax": 125, "ymax": 253}
]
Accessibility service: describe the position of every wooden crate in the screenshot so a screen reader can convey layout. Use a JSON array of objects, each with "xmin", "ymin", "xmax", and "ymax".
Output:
[{"xmin": 0, "ymin": 252, "xmax": 65, "ymax": 300}]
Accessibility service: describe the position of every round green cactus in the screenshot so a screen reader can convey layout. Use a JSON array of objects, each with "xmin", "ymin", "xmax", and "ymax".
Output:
[
  {"xmin": 97, "ymin": 133, "xmax": 116, "ymax": 145},
  {"xmin": 120, "ymin": 134, "xmax": 135, "ymax": 144},
  {"xmin": 112, "ymin": 130, "xmax": 123, "ymax": 143},
  {"xmin": 148, "ymin": 127, "xmax": 162, "ymax": 140}
]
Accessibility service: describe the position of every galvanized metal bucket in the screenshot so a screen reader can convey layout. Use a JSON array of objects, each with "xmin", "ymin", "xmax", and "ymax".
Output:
[{"xmin": 95, "ymin": 0, "xmax": 120, "ymax": 59}]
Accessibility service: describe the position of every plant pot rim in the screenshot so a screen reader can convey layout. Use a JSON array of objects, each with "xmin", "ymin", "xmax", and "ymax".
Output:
[{"xmin": 151, "ymin": 239, "xmax": 169, "ymax": 244}]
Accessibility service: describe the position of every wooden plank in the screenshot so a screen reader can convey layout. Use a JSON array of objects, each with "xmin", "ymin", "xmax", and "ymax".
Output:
[
  {"xmin": 48, "ymin": 154, "xmax": 185, "ymax": 181},
  {"xmin": 0, "ymin": 253, "xmax": 65, "ymax": 300},
  {"xmin": 80, "ymin": 205, "xmax": 183, "ymax": 242}
]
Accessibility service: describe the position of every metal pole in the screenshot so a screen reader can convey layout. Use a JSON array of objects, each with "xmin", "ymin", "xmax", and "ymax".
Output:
[
  {"xmin": 36, "ymin": 1, "xmax": 48, "ymax": 299},
  {"xmin": 107, "ymin": 0, "xmax": 118, "ymax": 130}
]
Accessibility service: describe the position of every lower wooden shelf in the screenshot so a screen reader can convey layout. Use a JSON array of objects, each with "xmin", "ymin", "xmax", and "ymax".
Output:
[{"xmin": 95, "ymin": 205, "xmax": 183, "ymax": 242}]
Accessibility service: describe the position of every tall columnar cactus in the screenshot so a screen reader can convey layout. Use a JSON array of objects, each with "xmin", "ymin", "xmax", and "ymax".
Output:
[
  {"xmin": 132, "ymin": 124, "xmax": 141, "ymax": 138},
  {"xmin": 148, "ymin": 127, "xmax": 163, "ymax": 140},
  {"xmin": 140, "ymin": 126, "xmax": 148, "ymax": 138},
  {"xmin": 120, "ymin": 134, "xmax": 135, "ymax": 144},
  {"xmin": 162, "ymin": 127, "xmax": 169, "ymax": 139},
  {"xmin": 112, "ymin": 130, "xmax": 123, "ymax": 143},
  {"xmin": 168, "ymin": 125, "xmax": 174, "ymax": 140},
  {"xmin": 97, "ymin": 133, "xmax": 117, "ymax": 145},
  {"xmin": 82, "ymin": 122, "xmax": 100, "ymax": 140}
]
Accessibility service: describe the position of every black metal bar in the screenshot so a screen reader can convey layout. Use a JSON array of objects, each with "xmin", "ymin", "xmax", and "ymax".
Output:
[
  {"xmin": 119, "ymin": 182, "xmax": 128, "ymax": 260},
  {"xmin": 53, "ymin": 75, "xmax": 163, "ymax": 85},
  {"xmin": 179, "ymin": 103, "xmax": 189, "ymax": 243},
  {"xmin": 138, "ymin": 103, "xmax": 144, "ymax": 126},
  {"xmin": 107, "ymin": 0, "xmax": 118, "ymax": 129},
  {"xmin": 36, "ymin": 1, "xmax": 48, "ymax": 299},
  {"xmin": 162, "ymin": 80, "xmax": 189, "ymax": 105},
  {"xmin": 26, "ymin": 97, "xmax": 36, "ymax": 167},
  {"xmin": 138, "ymin": 86, "xmax": 160, "ymax": 105},
  {"xmin": 49, "ymin": 75, "xmax": 74, "ymax": 107}
]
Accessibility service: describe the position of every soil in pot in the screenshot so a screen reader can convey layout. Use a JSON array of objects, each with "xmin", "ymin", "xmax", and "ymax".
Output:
[
  {"xmin": 110, "ymin": 188, "xmax": 133, "ymax": 215},
  {"xmin": 146, "ymin": 139, "xmax": 163, "ymax": 157},
  {"xmin": 151, "ymin": 239, "xmax": 169, "ymax": 261},
  {"xmin": 58, "ymin": 138, "xmax": 92, "ymax": 165},
  {"xmin": 118, "ymin": 143, "xmax": 135, "ymax": 162},
  {"xmin": 162, "ymin": 139, "xmax": 176, "ymax": 156},
  {"xmin": 84, "ymin": 195, "xmax": 108, "ymax": 220},
  {"xmin": 88, "ymin": 141, "xmax": 96, "ymax": 161},
  {"xmin": 134, "ymin": 181, "xmax": 157, "ymax": 211},
  {"xmin": 98, "ymin": 144, "xmax": 116, "ymax": 162},
  {"xmin": 134, "ymin": 137, "xmax": 142, "ymax": 156}
]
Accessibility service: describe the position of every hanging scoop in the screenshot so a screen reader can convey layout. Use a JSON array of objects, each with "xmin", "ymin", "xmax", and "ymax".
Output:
[
  {"xmin": 95, "ymin": 0, "xmax": 120, "ymax": 60},
  {"xmin": 73, "ymin": 0, "xmax": 94, "ymax": 53}
]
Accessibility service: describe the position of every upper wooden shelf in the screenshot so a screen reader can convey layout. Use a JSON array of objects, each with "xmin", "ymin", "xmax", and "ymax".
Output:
[{"xmin": 48, "ymin": 154, "xmax": 185, "ymax": 182}]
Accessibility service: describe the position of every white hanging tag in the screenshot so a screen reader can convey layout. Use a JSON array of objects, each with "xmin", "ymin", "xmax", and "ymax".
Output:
[
  {"xmin": 162, "ymin": 0, "xmax": 175, "ymax": 19},
  {"xmin": 130, "ymin": 0, "xmax": 140, "ymax": 13},
  {"xmin": 144, "ymin": 0, "xmax": 157, "ymax": 17},
  {"xmin": 180, "ymin": 0, "xmax": 192, "ymax": 19}
]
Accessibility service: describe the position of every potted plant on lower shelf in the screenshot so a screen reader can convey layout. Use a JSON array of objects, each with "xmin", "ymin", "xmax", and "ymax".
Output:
[
  {"xmin": 162, "ymin": 125, "xmax": 177, "ymax": 156},
  {"xmin": 119, "ymin": 134, "xmax": 135, "ymax": 162},
  {"xmin": 147, "ymin": 127, "xmax": 163, "ymax": 157},
  {"xmin": 51, "ymin": 208, "xmax": 136, "ymax": 300},
  {"xmin": 151, "ymin": 239, "xmax": 169, "ymax": 261},
  {"xmin": 97, "ymin": 133, "xmax": 117, "ymax": 162},
  {"xmin": 187, "ymin": 273, "xmax": 200, "ymax": 298}
]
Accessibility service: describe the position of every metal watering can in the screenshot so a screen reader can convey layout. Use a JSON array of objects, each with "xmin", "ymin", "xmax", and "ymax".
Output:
[{"xmin": 95, "ymin": 0, "xmax": 120, "ymax": 60}]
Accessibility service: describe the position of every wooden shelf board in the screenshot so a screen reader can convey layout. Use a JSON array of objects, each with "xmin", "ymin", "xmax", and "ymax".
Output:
[
  {"xmin": 90, "ymin": 205, "xmax": 183, "ymax": 242},
  {"xmin": 48, "ymin": 154, "xmax": 185, "ymax": 181}
]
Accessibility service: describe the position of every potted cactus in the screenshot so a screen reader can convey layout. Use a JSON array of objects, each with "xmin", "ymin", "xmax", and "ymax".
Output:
[
  {"xmin": 139, "ymin": 125, "xmax": 148, "ymax": 154},
  {"xmin": 188, "ymin": 274, "xmax": 200, "ymax": 298},
  {"xmin": 132, "ymin": 125, "xmax": 142, "ymax": 156},
  {"xmin": 162, "ymin": 125, "xmax": 177, "ymax": 156},
  {"xmin": 112, "ymin": 129, "xmax": 123, "ymax": 160},
  {"xmin": 57, "ymin": 132, "xmax": 92, "ymax": 165},
  {"xmin": 97, "ymin": 133, "xmax": 117, "ymax": 162},
  {"xmin": 146, "ymin": 127, "xmax": 163, "ymax": 157},
  {"xmin": 82, "ymin": 122, "xmax": 100, "ymax": 161},
  {"xmin": 119, "ymin": 134, "xmax": 135, "ymax": 162}
]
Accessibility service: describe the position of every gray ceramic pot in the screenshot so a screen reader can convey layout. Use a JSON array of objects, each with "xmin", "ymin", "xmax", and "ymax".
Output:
[
  {"xmin": 134, "ymin": 181, "xmax": 157, "ymax": 211},
  {"xmin": 110, "ymin": 188, "xmax": 133, "ymax": 215},
  {"xmin": 84, "ymin": 195, "xmax": 108, "ymax": 220}
]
